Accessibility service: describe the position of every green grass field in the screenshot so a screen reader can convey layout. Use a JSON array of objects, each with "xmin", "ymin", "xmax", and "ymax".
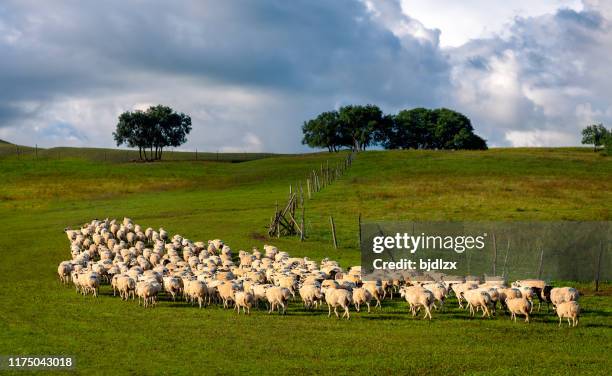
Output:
[{"xmin": 0, "ymin": 146, "xmax": 611, "ymax": 375}]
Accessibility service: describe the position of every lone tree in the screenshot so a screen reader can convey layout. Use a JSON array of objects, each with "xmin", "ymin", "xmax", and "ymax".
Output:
[
  {"xmin": 113, "ymin": 105, "xmax": 192, "ymax": 161},
  {"xmin": 581, "ymin": 123, "xmax": 610, "ymax": 151}
]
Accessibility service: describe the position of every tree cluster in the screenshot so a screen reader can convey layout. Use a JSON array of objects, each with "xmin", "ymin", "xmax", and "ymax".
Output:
[
  {"xmin": 302, "ymin": 105, "xmax": 487, "ymax": 152},
  {"xmin": 581, "ymin": 123, "xmax": 611, "ymax": 154},
  {"xmin": 113, "ymin": 105, "xmax": 192, "ymax": 161}
]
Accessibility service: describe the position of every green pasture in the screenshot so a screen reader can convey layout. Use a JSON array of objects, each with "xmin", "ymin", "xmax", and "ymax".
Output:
[{"xmin": 0, "ymin": 146, "xmax": 610, "ymax": 375}]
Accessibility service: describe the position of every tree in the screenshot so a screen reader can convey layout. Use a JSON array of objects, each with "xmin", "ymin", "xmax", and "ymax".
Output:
[
  {"xmin": 302, "ymin": 111, "xmax": 342, "ymax": 152},
  {"xmin": 378, "ymin": 107, "xmax": 487, "ymax": 150},
  {"xmin": 581, "ymin": 123, "xmax": 610, "ymax": 151},
  {"xmin": 431, "ymin": 108, "xmax": 486, "ymax": 150},
  {"xmin": 603, "ymin": 132, "xmax": 612, "ymax": 156},
  {"xmin": 338, "ymin": 104, "xmax": 384, "ymax": 151},
  {"xmin": 381, "ymin": 108, "xmax": 434, "ymax": 149},
  {"xmin": 113, "ymin": 105, "xmax": 191, "ymax": 161}
]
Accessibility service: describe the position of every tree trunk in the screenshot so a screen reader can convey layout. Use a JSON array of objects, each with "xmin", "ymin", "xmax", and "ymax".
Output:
[
  {"xmin": 139, "ymin": 147, "xmax": 142, "ymax": 160},
  {"xmin": 159, "ymin": 147, "xmax": 163, "ymax": 160}
]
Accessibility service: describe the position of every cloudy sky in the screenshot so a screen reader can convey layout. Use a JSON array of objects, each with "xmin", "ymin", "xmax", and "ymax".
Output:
[{"xmin": 1, "ymin": 0, "xmax": 611, "ymax": 151}]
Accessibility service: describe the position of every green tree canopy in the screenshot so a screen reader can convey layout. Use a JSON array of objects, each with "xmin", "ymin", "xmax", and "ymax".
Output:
[
  {"xmin": 338, "ymin": 104, "xmax": 384, "ymax": 151},
  {"xmin": 302, "ymin": 111, "xmax": 342, "ymax": 152},
  {"xmin": 113, "ymin": 105, "xmax": 192, "ymax": 161},
  {"xmin": 581, "ymin": 123, "xmax": 610, "ymax": 151}
]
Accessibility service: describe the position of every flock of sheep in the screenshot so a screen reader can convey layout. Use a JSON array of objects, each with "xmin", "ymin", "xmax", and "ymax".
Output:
[{"xmin": 58, "ymin": 218, "xmax": 582, "ymax": 327}]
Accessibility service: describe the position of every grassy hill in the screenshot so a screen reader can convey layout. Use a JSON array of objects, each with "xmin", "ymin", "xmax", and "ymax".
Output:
[
  {"xmin": 0, "ymin": 140, "xmax": 287, "ymax": 163},
  {"xmin": 0, "ymin": 148, "xmax": 610, "ymax": 374}
]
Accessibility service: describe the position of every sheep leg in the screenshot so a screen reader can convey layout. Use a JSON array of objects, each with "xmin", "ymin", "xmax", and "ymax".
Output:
[
  {"xmin": 328, "ymin": 304, "xmax": 332, "ymax": 317},
  {"xmin": 367, "ymin": 302, "xmax": 371, "ymax": 313},
  {"xmin": 525, "ymin": 312, "xmax": 529, "ymax": 323},
  {"xmin": 424, "ymin": 306, "xmax": 432, "ymax": 320},
  {"xmin": 334, "ymin": 306, "xmax": 339, "ymax": 318},
  {"xmin": 559, "ymin": 317, "xmax": 562, "ymax": 327}
]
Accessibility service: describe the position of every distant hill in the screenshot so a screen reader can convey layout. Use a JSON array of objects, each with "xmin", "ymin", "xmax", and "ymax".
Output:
[{"xmin": 0, "ymin": 142, "xmax": 288, "ymax": 163}]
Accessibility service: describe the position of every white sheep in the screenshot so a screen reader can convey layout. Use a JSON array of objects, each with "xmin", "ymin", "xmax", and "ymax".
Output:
[
  {"xmin": 298, "ymin": 284, "xmax": 323, "ymax": 309},
  {"xmin": 352, "ymin": 287, "xmax": 373, "ymax": 313},
  {"xmin": 323, "ymin": 287, "xmax": 352, "ymax": 319},
  {"xmin": 57, "ymin": 262, "xmax": 73, "ymax": 284},
  {"xmin": 423, "ymin": 282, "xmax": 447, "ymax": 310},
  {"xmin": 556, "ymin": 301, "xmax": 580, "ymax": 327},
  {"xmin": 234, "ymin": 291, "xmax": 255, "ymax": 315},
  {"xmin": 399, "ymin": 286, "xmax": 434, "ymax": 320},
  {"xmin": 266, "ymin": 286, "xmax": 290, "ymax": 315},
  {"xmin": 550, "ymin": 287, "xmax": 580, "ymax": 309},
  {"xmin": 463, "ymin": 289, "xmax": 492, "ymax": 318},
  {"xmin": 505, "ymin": 297, "xmax": 531, "ymax": 323}
]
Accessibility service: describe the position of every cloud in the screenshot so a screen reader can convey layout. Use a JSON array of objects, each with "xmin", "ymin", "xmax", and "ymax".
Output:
[
  {"xmin": 0, "ymin": 0, "xmax": 450, "ymax": 151},
  {"xmin": 448, "ymin": 2, "xmax": 612, "ymax": 146},
  {"xmin": 0, "ymin": 0, "xmax": 611, "ymax": 150}
]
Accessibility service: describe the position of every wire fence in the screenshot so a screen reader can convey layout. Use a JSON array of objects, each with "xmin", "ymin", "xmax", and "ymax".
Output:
[{"xmin": 0, "ymin": 144, "xmax": 288, "ymax": 163}]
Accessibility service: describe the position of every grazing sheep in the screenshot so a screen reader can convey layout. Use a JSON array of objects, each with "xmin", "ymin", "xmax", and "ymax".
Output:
[
  {"xmin": 117, "ymin": 275, "xmax": 136, "ymax": 300},
  {"xmin": 266, "ymin": 286, "xmax": 290, "ymax": 315},
  {"xmin": 550, "ymin": 287, "xmax": 580, "ymax": 310},
  {"xmin": 57, "ymin": 262, "xmax": 73, "ymax": 284},
  {"xmin": 363, "ymin": 281, "xmax": 384, "ymax": 309},
  {"xmin": 163, "ymin": 276, "xmax": 183, "ymax": 301},
  {"xmin": 423, "ymin": 283, "xmax": 447, "ymax": 311},
  {"xmin": 323, "ymin": 287, "xmax": 352, "ymax": 319},
  {"xmin": 235, "ymin": 291, "xmax": 255, "ymax": 315},
  {"xmin": 452, "ymin": 282, "xmax": 478, "ymax": 309},
  {"xmin": 352, "ymin": 287, "xmax": 373, "ymax": 313},
  {"xmin": 299, "ymin": 284, "xmax": 323, "ymax": 310},
  {"xmin": 556, "ymin": 301, "xmax": 580, "ymax": 327},
  {"xmin": 463, "ymin": 289, "xmax": 492, "ymax": 318},
  {"xmin": 400, "ymin": 286, "xmax": 434, "ymax": 320},
  {"xmin": 217, "ymin": 282, "xmax": 236, "ymax": 308},
  {"xmin": 505, "ymin": 297, "xmax": 531, "ymax": 323},
  {"xmin": 59, "ymin": 218, "xmax": 588, "ymax": 328}
]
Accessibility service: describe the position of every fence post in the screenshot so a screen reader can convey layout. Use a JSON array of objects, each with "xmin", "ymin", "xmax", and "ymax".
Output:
[
  {"xmin": 537, "ymin": 248, "xmax": 544, "ymax": 279},
  {"xmin": 358, "ymin": 213, "xmax": 362, "ymax": 248},
  {"xmin": 492, "ymin": 233, "xmax": 497, "ymax": 276},
  {"xmin": 35, "ymin": 144, "xmax": 38, "ymax": 160},
  {"xmin": 300, "ymin": 205, "xmax": 305, "ymax": 242},
  {"xmin": 196, "ymin": 149, "xmax": 198, "ymax": 161},
  {"xmin": 502, "ymin": 239, "xmax": 510, "ymax": 279},
  {"xmin": 595, "ymin": 241, "xmax": 604, "ymax": 292},
  {"xmin": 329, "ymin": 216, "xmax": 338, "ymax": 249}
]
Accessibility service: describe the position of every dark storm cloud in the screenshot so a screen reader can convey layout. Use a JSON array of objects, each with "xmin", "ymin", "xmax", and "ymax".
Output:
[
  {"xmin": 0, "ymin": 0, "xmax": 449, "ymax": 148},
  {"xmin": 0, "ymin": 0, "xmax": 611, "ymax": 149}
]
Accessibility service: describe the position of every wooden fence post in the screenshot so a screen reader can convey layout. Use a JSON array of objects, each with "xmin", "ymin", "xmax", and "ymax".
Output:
[
  {"xmin": 329, "ymin": 216, "xmax": 338, "ymax": 249},
  {"xmin": 492, "ymin": 233, "xmax": 497, "ymax": 276},
  {"xmin": 595, "ymin": 241, "xmax": 604, "ymax": 292},
  {"xmin": 502, "ymin": 239, "xmax": 510, "ymax": 279},
  {"xmin": 358, "ymin": 213, "xmax": 362, "ymax": 247},
  {"xmin": 537, "ymin": 248, "xmax": 544, "ymax": 279},
  {"xmin": 300, "ymin": 205, "xmax": 305, "ymax": 242}
]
